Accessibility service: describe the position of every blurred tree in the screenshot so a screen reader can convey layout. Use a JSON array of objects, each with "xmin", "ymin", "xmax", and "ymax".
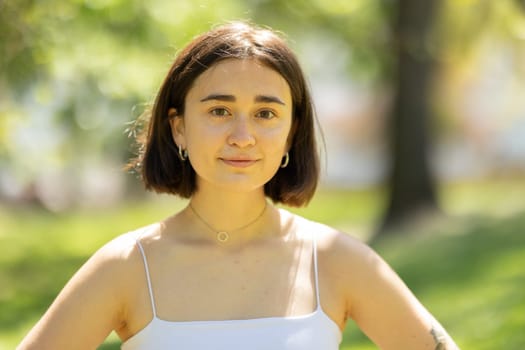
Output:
[
  {"xmin": 251, "ymin": 0, "xmax": 525, "ymax": 234},
  {"xmin": 380, "ymin": 0, "xmax": 441, "ymax": 231},
  {"xmin": 381, "ymin": 0, "xmax": 525, "ymax": 231}
]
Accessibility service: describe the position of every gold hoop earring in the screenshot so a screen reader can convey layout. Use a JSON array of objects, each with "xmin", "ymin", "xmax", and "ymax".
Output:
[
  {"xmin": 178, "ymin": 144, "xmax": 188, "ymax": 161},
  {"xmin": 280, "ymin": 152, "xmax": 289, "ymax": 168}
]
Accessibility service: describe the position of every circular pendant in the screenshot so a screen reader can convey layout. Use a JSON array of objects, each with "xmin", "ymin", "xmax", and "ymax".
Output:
[{"xmin": 216, "ymin": 231, "xmax": 229, "ymax": 243}]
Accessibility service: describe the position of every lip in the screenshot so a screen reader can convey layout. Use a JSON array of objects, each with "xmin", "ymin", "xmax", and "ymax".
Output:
[{"xmin": 220, "ymin": 158, "xmax": 259, "ymax": 168}]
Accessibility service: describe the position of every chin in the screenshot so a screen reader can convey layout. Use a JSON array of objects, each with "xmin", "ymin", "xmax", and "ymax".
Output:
[{"xmin": 216, "ymin": 176, "xmax": 272, "ymax": 192}]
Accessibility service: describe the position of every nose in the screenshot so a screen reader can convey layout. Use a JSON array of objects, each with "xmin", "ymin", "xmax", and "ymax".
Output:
[{"xmin": 227, "ymin": 115, "xmax": 256, "ymax": 148}]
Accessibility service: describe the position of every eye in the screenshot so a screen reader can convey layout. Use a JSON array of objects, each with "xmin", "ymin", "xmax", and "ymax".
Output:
[
  {"xmin": 255, "ymin": 109, "xmax": 277, "ymax": 120},
  {"xmin": 210, "ymin": 108, "xmax": 231, "ymax": 117}
]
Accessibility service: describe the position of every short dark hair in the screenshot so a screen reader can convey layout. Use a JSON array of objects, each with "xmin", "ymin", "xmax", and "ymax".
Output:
[{"xmin": 128, "ymin": 21, "xmax": 320, "ymax": 207}]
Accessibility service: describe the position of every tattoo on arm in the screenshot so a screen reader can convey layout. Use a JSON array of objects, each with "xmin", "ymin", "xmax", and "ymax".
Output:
[{"xmin": 430, "ymin": 324, "xmax": 447, "ymax": 350}]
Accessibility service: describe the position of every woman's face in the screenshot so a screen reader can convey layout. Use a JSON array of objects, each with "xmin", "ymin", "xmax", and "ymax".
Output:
[{"xmin": 170, "ymin": 58, "xmax": 293, "ymax": 194}]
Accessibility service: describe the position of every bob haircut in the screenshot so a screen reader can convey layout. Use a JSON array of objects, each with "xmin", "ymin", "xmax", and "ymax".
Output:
[{"xmin": 129, "ymin": 21, "xmax": 320, "ymax": 207}]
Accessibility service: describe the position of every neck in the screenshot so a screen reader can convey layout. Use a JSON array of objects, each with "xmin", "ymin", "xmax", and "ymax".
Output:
[{"xmin": 186, "ymin": 190, "xmax": 273, "ymax": 244}]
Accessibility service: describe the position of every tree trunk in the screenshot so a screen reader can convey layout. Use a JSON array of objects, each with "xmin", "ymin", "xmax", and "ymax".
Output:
[{"xmin": 380, "ymin": 0, "xmax": 441, "ymax": 232}]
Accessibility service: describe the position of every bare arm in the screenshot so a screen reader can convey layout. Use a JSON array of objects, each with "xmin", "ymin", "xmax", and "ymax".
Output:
[
  {"xmin": 17, "ymin": 235, "xmax": 134, "ymax": 350},
  {"xmin": 331, "ymin": 233, "xmax": 459, "ymax": 349}
]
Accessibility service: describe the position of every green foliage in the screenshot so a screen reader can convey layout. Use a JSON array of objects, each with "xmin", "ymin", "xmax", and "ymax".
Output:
[
  {"xmin": 0, "ymin": 0, "xmax": 250, "ymax": 187},
  {"xmin": 247, "ymin": 0, "xmax": 393, "ymax": 82},
  {"xmin": 437, "ymin": 0, "xmax": 525, "ymax": 61}
]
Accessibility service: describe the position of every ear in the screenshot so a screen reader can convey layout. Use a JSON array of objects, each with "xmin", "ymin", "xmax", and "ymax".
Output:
[{"xmin": 168, "ymin": 108, "xmax": 185, "ymax": 147}]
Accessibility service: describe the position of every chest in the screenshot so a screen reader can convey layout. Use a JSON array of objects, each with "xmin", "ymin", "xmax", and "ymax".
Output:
[{"xmin": 138, "ymin": 242, "xmax": 317, "ymax": 321}]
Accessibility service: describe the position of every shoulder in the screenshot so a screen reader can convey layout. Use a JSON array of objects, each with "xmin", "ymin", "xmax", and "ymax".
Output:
[
  {"xmin": 17, "ymin": 224, "xmax": 163, "ymax": 346},
  {"xmin": 79, "ymin": 224, "xmax": 161, "ymax": 289},
  {"xmin": 290, "ymin": 215, "xmax": 459, "ymax": 348},
  {"xmin": 293, "ymin": 214, "xmax": 391, "ymax": 292},
  {"xmin": 91, "ymin": 225, "xmax": 155, "ymax": 265},
  {"xmin": 293, "ymin": 214, "xmax": 377, "ymax": 268},
  {"xmin": 68, "ymin": 225, "xmax": 162, "ymax": 320}
]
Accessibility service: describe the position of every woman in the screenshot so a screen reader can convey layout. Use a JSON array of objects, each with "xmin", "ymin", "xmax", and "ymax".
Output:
[{"xmin": 18, "ymin": 22, "xmax": 459, "ymax": 349}]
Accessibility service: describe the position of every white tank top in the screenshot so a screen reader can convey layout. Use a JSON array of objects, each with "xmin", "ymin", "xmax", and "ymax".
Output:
[{"xmin": 122, "ymin": 234, "xmax": 342, "ymax": 350}]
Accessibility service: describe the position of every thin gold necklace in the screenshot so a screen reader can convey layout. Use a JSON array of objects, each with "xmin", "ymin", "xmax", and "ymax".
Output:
[{"xmin": 188, "ymin": 202, "xmax": 267, "ymax": 243}]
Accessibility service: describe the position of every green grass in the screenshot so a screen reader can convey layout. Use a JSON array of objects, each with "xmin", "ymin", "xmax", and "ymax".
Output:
[
  {"xmin": 1, "ymin": 179, "xmax": 524, "ymax": 349},
  {"xmin": 365, "ymin": 213, "xmax": 525, "ymax": 349}
]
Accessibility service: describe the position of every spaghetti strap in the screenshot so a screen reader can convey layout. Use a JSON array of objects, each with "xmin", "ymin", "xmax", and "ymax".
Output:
[
  {"xmin": 312, "ymin": 234, "xmax": 322, "ymax": 311},
  {"xmin": 135, "ymin": 237, "xmax": 157, "ymax": 318}
]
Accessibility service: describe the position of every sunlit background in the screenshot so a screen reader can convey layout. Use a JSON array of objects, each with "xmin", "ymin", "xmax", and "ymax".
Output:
[
  {"xmin": 1, "ymin": 1, "xmax": 524, "ymax": 349},
  {"xmin": 1, "ymin": 1, "xmax": 524, "ymax": 210}
]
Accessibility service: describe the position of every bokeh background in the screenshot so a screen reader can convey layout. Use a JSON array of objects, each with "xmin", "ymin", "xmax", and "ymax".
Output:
[{"xmin": 1, "ymin": 1, "xmax": 524, "ymax": 349}]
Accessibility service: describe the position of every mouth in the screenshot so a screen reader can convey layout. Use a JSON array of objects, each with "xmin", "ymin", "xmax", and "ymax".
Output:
[{"xmin": 220, "ymin": 158, "xmax": 258, "ymax": 168}]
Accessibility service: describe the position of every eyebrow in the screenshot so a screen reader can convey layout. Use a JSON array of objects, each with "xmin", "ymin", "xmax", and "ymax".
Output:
[{"xmin": 200, "ymin": 94, "xmax": 286, "ymax": 105}]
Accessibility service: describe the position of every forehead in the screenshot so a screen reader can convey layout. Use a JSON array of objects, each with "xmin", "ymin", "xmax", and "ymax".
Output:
[{"xmin": 186, "ymin": 59, "xmax": 292, "ymax": 102}]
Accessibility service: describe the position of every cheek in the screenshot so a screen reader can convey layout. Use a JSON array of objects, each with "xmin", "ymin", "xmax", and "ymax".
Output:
[
  {"xmin": 260, "ymin": 131, "xmax": 291, "ymax": 162},
  {"xmin": 269, "ymin": 123, "xmax": 293, "ymax": 150},
  {"xmin": 184, "ymin": 119, "xmax": 216, "ymax": 147}
]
